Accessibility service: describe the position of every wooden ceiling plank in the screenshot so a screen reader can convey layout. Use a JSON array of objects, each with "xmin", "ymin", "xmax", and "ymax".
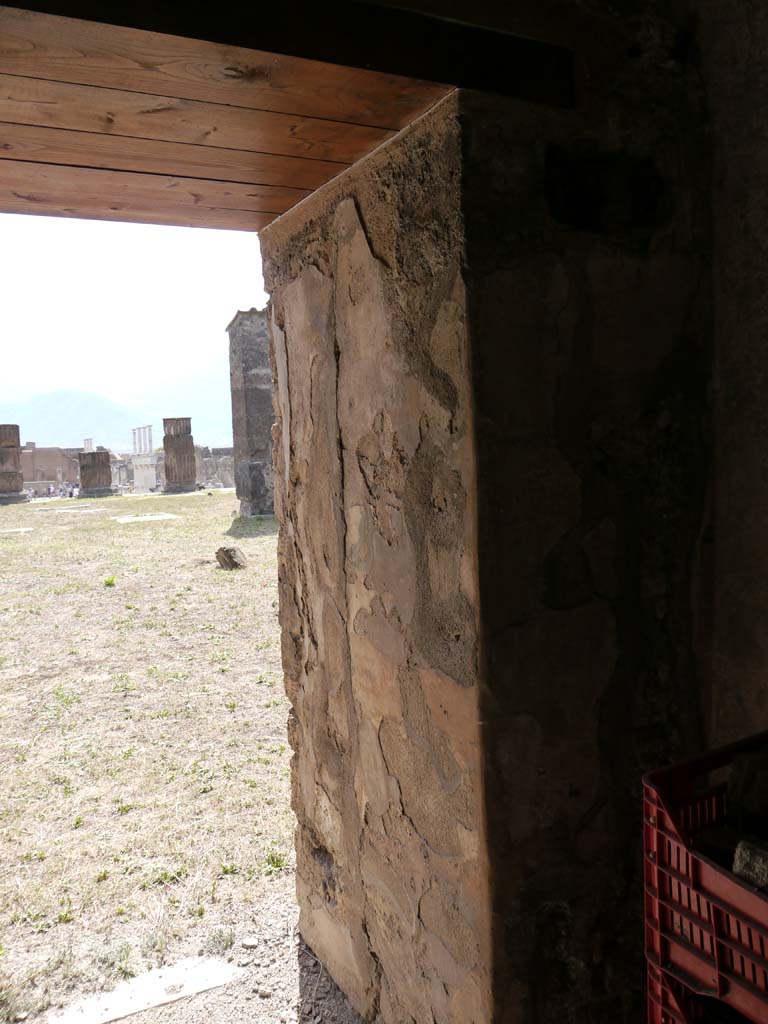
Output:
[
  {"xmin": 0, "ymin": 194, "xmax": 272, "ymax": 230},
  {"xmin": 0, "ymin": 6, "xmax": 450, "ymax": 129},
  {"xmin": 0, "ymin": 123, "xmax": 345, "ymax": 190},
  {"xmin": 0, "ymin": 74, "xmax": 394, "ymax": 163},
  {"xmin": 0, "ymin": 158, "xmax": 305, "ymax": 214}
]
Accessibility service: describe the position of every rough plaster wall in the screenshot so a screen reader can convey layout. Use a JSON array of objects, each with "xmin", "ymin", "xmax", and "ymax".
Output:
[
  {"xmin": 462, "ymin": 56, "xmax": 710, "ymax": 1022},
  {"xmin": 696, "ymin": 1, "xmax": 768, "ymax": 745},
  {"xmin": 261, "ymin": 96, "xmax": 491, "ymax": 1024}
]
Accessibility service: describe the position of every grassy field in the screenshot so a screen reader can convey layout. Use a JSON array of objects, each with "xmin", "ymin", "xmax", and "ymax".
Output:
[{"xmin": 0, "ymin": 491, "xmax": 292, "ymax": 1021}]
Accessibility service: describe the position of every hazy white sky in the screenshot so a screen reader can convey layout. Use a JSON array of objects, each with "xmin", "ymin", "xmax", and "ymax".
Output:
[{"xmin": 0, "ymin": 212, "xmax": 266, "ymax": 405}]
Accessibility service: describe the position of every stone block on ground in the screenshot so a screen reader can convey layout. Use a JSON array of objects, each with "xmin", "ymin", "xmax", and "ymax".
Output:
[
  {"xmin": 733, "ymin": 839, "xmax": 768, "ymax": 889},
  {"xmin": 728, "ymin": 746, "xmax": 768, "ymax": 833},
  {"xmin": 216, "ymin": 546, "xmax": 247, "ymax": 570}
]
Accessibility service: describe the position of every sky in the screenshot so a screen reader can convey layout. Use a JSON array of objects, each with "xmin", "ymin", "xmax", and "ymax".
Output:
[{"xmin": 0, "ymin": 212, "xmax": 267, "ymax": 448}]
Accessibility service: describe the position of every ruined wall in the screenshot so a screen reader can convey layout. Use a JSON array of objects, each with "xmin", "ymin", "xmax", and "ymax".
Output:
[
  {"xmin": 162, "ymin": 417, "xmax": 196, "ymax": 493},
  {"xmin": 132, "ymin": 453, "xmax": 159, "ymax": 493},
  {"xmin": 78, "ymin": 450, "xmax": 114, "ymax": 497},
  {"xmin": 196, "ymin": 446, "xmax": 235, "ymax": 489},
  {"xmin": 261, "ymin": 97, "xmax": 491, "ymax": 1024},
  {"xmin": 696, "ymin": 1, "xmax": 768, "ymax": 746},
  {"xmin": 228, "ymin": 309, "xmax": 275, "ymax": 515},
  {"xmin": 0, "ymin": 424, "xmax": 25, "ymax": 503}
]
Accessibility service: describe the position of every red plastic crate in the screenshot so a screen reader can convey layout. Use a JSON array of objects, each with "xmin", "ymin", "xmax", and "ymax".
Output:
[{"xmin": 644, "ymin": 731, "xmax": 768, "ymax": 1024}]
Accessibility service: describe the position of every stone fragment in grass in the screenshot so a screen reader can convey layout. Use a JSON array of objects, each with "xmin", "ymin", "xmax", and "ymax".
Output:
[
  {"xmin": 216, "ymin": 546, "xmax": 247, "ymax": 570},
  {"xmin": 242, "ymin": 936, "xmax": 260, "ymax": 949}
]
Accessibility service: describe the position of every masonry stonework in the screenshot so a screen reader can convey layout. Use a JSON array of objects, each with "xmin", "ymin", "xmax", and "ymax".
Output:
[
  {"xmin": 78, "ymin": 450, "xmax": 114, "ymax": 498},
  {"xmin": 227, "ymin": 309, "xmax": 274, "ymax": 516},
  {"xmin": 162, "ymin": 418, "xmax": 196, "ymax": 493},
  {"xmin": 262, "ymin": 98, "xmax": 491, "ymax": 1024},
  {"xmin": 0, "ymin": 424, "xmax": 25, "ymax": 503}
]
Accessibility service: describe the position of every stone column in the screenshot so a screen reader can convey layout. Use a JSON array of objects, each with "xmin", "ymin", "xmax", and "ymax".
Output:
[
  {"xmin": 0, "ymin": 424, "xmax": 26, "ymax": 503},
  {"xmin": 227, "ymin": 308, "xmax": 274, "ymax": 516},
  {"xmin": 260, "ymin": 82, "xmax": 708, "ymax": 1023},
  {"xmin": 78, "ymin": 450, "xmax": 114, "ymax": 498},
  {"xmin": 162, "ymin": 417, "xmax": 196, "ymax": 493}
]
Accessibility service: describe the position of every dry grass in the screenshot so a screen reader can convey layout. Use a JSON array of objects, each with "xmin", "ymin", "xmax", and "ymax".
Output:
[{"xmin": 0, "ymin": 491, "xmax": 291, "ymax": 1021}]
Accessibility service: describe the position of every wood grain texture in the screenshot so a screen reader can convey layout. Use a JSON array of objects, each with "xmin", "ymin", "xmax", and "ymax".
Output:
[
  {"xmin": 0, "ymin": 74, "xmax": 394, "ymax": 162},
  {"xmin": 0, "ymin": 159, "xmax": 281, "ymax": 229},
  {"xmin": 0, "ymin": 122, "xmax": 339, "ymax": 190},
  {"xmin": 0, "ymin": 6, "xmax": 450, "ymax": 128}
]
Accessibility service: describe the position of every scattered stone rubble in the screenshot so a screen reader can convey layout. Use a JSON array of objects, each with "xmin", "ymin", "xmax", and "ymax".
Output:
[{"xmin": 216, "ymin": 546, "xmax": 247, "ymax": 570}]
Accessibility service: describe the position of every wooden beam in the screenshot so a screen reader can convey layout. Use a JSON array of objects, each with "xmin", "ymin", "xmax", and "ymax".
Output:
[
  {"xmin": 0, "ymin": 123, "xmax": 341, "ymax": 190},
  {"xmin": 0, "ymin": 74, "xmax": 395, "ymax": 163},
  {"xmin": 0, "ymin": 1, "xmax": 575, "ymax": 108},
  {"xmin": 0, "ymin": 7, "xmax": 450, "ymax": 129},
  {"xmin": 0, "ymin": 159, "xmax": 286, "ymax": 229}
]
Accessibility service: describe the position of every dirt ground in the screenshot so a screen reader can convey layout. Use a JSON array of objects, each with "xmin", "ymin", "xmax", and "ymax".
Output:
[{"xmin": 0, "ymin": 491, "xmax": 361, "ymax": 1024}]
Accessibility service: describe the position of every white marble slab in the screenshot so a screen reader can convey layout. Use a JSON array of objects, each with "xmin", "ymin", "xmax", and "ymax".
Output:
[{"xmin": 47, "ymin": 956, "xmax": 244, "ymax": 1024}]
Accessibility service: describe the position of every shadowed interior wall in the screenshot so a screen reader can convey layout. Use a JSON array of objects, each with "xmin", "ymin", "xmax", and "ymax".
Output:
[
  {"xmin": 696, "ymin": 0, "xmax": 768, "ymax": 747},
  {"xmin": 462, "ymin": 82, "xmax": 710, "ymax": 1021},
  {"xmin": 261, "ymin": 96, "xmax": 492, "ymax": 1023}
]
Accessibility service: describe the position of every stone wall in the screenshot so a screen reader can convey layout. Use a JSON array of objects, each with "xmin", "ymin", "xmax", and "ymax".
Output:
[
  {"xmin": 196, "ymin": 445, "xmax": 235, "ymax": 489},
  {"xmin": 0, "ymin": 424, "xmax": 25, "ymax": 503},
  {"xmin": 78, "ymin": 450, "xmax": 114, "ymax": 497},
  {"xmin": 21, "ymin": 446, "xmax": 80, "ymax": 486},
  {"xmin": 228, "ymin": 309, "xmax": 275, "ymax": 515},
  {"xmin": 132, "ymin": 453, "xmax": 159, "ymax": 493},
  {"xmin": 261, "ymin": 96, "xmax": 491, "ymax": 1024},
  {"xmin": 162, "ymin": 417, "xmax": 196, "ymax": 493}
]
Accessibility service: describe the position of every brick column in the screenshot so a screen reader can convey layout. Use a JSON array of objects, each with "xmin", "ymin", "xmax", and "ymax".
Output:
[
  {"xmin": 227, "ymin": 308, "xmax": 274, "ymax": 516},
  {"xmin": 162, "ymin": 417, "xmax": 196, "ymax": 493},
  {"xmin": 78, "ymin": 450, "xmax": 114, "ymax": 498},
  {"xmin": 0, "ymin": 424, "xmax": 25, "ymax": 503}
]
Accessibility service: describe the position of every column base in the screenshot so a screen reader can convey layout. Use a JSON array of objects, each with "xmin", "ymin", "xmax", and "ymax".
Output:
[
  {"xmin": 240, "ymin": 499, "xmax": 275, "ymax": 517},
  {"xmin": 0, "ymin": 492, "xmax": 28, "ymax": 504},
  {"xmin": 163, "ymin": 482, "xmax": 197, "ymax": 494},
  {"xmin": 78, "ymin": 487, "xmax": 116, "ymax": 498}
]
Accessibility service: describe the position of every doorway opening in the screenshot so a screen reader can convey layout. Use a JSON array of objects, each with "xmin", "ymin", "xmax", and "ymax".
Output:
[{"xmin": 0, "ymin": 211, "xmax": 320, "ymax": 1023}]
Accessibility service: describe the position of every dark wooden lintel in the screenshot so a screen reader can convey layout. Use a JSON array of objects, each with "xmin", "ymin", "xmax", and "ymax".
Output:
[{"xmin": 1, "ymin": 0, "xmax": 575, "ymax": 108}]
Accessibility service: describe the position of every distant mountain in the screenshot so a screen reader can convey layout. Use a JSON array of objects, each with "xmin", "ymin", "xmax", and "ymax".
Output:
[
  {"xmin": 1, "ymin": 388, "xmax": 234, "ymax": 452},
  {"xmin": 2, "ymin": 380, "xmax": 234, "ymax": 452},
  {"xmin": 0, "ymin": 391, "xmax": 151, "ymax": 451}
]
